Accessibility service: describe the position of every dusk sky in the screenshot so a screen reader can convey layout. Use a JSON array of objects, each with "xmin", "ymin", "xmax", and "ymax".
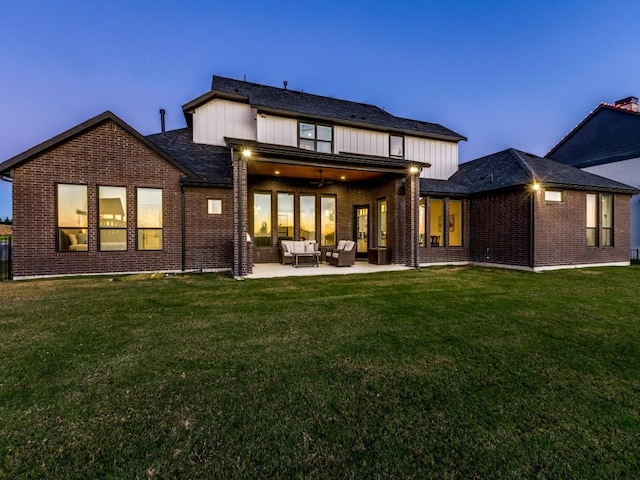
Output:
[{"xmin": 1, "ymin": 0, "xmax": 639, "ymax": 220}]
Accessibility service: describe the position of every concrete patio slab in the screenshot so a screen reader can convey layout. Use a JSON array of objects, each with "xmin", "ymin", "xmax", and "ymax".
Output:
[{"xmin": 247, "ymin": 260, "xmax": 412, "ymax": 279}]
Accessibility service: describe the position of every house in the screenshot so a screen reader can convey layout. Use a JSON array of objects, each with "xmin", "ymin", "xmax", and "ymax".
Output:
[
  {"xmin": 546, "ymin": 96, "xmax": 640, "ymax": 249},
  {"xmin": 0, "ymin": 75, "xmax": 636, "ymax": 279}
]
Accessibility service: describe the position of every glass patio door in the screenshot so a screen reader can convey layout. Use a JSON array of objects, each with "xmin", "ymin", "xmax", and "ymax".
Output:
[{"xmin": 354, "ymin": 206, "xmax": 368, "ymax": 258}]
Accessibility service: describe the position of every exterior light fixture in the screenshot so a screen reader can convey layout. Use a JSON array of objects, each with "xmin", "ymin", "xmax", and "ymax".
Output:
[
  {"xmin": 274, "ymin": 170, "xmax": 280, "ymax": 175},
  {"xmin": 340, "ymin": 175, "xmax": 346, "ymax": 180},
  {"xmin": 531, "ymin": 182, "xmax": 541, "ymax": 191},
  {"xmin": 409, "ymin": 166, "xmax": 420, "ymax": 174},
  {"xmin": 242, "ymin": 149, "xmax": 252, "ymax": 158}
]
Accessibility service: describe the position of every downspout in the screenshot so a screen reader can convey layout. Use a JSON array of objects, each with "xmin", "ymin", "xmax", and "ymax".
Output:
[
  {"xmin": 414, "ymin": 174, "xmax": 419, "ymax": 268},
  {"xmin": 232, "ymin": 147, "xmax": 244, "ymax": 278},
  {"xmin": 181, "ymin": 183, "xmax": 186, "ymax": 272},
  {"xmin": 529, "ymin": 190, "xmax": 535, "ymax": 269}
]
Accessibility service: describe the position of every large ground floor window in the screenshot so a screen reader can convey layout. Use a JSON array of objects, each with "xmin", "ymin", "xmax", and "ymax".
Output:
[{"xmin": 420, "ymin": 196, "xmax": 463, "ymax": 248}]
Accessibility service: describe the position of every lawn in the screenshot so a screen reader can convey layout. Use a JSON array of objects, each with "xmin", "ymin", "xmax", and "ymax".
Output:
[{"xmin": 1, "ymin": 266, "xmax": 639, "ymax": 478}]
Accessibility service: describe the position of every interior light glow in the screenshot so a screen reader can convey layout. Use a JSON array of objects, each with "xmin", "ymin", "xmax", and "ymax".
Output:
[
  {"xmin": 340, "ymin": 175, "xmax": 346, "ymax": 180},
  {"xmin": 275, "ymin": 170, "xmax": 280, "ymax": 175}
]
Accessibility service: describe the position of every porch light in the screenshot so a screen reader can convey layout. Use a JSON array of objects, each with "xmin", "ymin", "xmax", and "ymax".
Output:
[
  {"xmin": 531, "ymin": 182, "xmax": 541, "ymax": 191},
  {"xmin": 242, "ymin": 148, "xmax": 252, "ymax": 158},
  {"xmin": 409, "ymin": 166, "xmax": 420, "ymax": 174}
]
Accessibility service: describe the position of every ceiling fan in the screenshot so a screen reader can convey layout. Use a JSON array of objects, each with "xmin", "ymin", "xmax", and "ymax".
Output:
[{"xmin": 309, "ymin": 169, "xmax": 333, "ymax": 187}]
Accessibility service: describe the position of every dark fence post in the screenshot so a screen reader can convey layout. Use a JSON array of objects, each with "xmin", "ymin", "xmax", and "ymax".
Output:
[{"xmin": 0, "ymin": 236, "xmax": 12, "ymax": 281}]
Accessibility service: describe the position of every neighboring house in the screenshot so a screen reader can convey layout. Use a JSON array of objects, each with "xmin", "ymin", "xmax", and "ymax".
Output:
[
  {"xmin": 546, "ymin": 96, "xmax": 640, "ymax": 249},
  {"xmin": 0, "ymin": 75, "xmax": 636, "ymax": 279}
]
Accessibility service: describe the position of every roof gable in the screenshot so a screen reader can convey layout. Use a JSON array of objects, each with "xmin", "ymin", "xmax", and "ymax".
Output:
[
  {"xmin": 451, "ymin": 148, "xmax": 638, "ymax": 195},
  {"xmin": 0, "ymin": 111, "xmax": 195, "ymax": 178},
  {"xmin": 183, "ymin": 75, "xmax": 466, "ymax": 142},
  {"xmin": 546, "ymin": 104, "xmax": 640, "ymax": 168}
]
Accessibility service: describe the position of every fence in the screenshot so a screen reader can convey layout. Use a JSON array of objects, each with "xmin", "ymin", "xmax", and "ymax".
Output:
[
  {"xmin": 0, "ymin": 236, "xmax": 12, "ymax": 281},
  {"xmin": 632, "ymin": 249, "xmax": 640, "ymax": 265}
]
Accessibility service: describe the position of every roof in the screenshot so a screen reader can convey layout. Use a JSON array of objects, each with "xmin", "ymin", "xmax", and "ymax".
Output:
[
  {"xmin": 182, "ymin": 75, "xmax": 466, "ymax": 143},
  {"xmin": 546, "ymin": 103, "xmax": 640, "ymax": 168},
  {"xmin": 420, "ymin": 178, "xmax": 470, "ymax": 196},
  {"xmin": 146, "ymin": 128, "xmax": 233, "ymax": 186},
  {"xmin": 0, "ymin": 111, "xmax": 195, "ymax": 178},
  {"xmin": 451, "ymin": 148, "xmax": 639, "ymax": 195}
]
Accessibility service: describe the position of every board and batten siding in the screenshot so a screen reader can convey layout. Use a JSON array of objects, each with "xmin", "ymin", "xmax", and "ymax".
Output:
[
  {"xmin": 408, "ymin": 137, "xmax": 459, "ymax": 180},
  {"xmin": 334, "ymin": 126, "xmax": 387, "ymax": 157},
  {"xmin": 193, "ymin": 99, "xmax": 255, "ymax": 146},
  {"xmin": 256, "ymin": 114, "xmax": 297, "ymax": 147}
]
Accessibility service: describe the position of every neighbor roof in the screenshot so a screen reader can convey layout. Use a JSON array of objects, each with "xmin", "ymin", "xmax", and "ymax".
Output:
[
  {"xmin": 146, "ymin": 128, "xmax": 233, "ymax": 186},
  {"xmin": 546, "ymin": 104, "xmax": 640, "ymax": 168},
  {"xmin": 182, "ymin": 75, "xmax": 466, "ymax": 143},
  {"xmin": 0, "ymin": 111, "xmax": 195, "ymax": 179},
  {"xmin": 451, "ymin": 148, "xmax": 638, "ymax": 195}
]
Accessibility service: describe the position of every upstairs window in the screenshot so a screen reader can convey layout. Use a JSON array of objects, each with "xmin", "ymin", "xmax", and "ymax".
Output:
[
  {"xmin": 390, "ymin": 135, "xmax": 404, "ymax": 158},
  {"xmin": 299, "ymin": 122, "xmax": 333, "ymax": 153}
]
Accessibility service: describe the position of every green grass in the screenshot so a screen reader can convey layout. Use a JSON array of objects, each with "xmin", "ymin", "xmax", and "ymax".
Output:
[{"xmin": 1, "ymin": 267, "xmax": 639, "ymax": 479}]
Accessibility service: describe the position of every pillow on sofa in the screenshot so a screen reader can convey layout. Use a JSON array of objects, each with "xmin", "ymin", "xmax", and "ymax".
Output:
[
  {"xmin": 336, "ymin": 240, "xmax": 347, "ymax": 250},
  {"xmin": 305, "ymin": 243, "xmax": 316, "ymax": 253},
  {"xmin": 77, "ymin": 233, "xmax": 88, "ymax": 244},
  {"xmin": 68, "ymin": 233, "xmax": 78, "ymax": 246},
  {"xmin": 281, "ymin": 242, "xmax": 289, "ymax": 252}
]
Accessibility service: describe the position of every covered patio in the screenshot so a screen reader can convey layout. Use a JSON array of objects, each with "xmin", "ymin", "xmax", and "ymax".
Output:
[{"xmin": 248, "ymin": 259, "xmax": 412, "ymax": 279}]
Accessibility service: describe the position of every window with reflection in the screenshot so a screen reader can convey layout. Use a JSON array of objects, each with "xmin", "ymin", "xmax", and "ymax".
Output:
[
  {"xmin": 390, "ymin": 135, "xmax": 404, "ymax": 158},
  {"xmin": 300, "ymin": 194, "xmax": 316, "ymax": 241},
  {"xmin": 254, "ymin": 192, "xmax": 272, "ymax": 247},
  {"xmin": 321, "ymin": 195, "xmax": 336, "ymax": 246},
  {"xmin": 99, "ymin": 186, "xmax": 127, "ymax": 251},
  {"xmin": 57, "ymin": 184, "xmax": 88, "ymax": 252},
  {"xmin": 586, "ymin": 194, "xmax": 597, "ymax": 246},
  {"xmin": 299, "ymin": 122, "xmax": 333, "ymax": 153},
  {"xmin": 137, "ymin": 188, "xmax": 163, "ymax": 250},
  {"xmin": 277, "ymin": 192, "xmax": 294, "ymax": 240},
  {"xmin": 601, "ymin": 194, "xmax": 613, "ymax": 246},
  {"xmin": 378, "ymin": 199, "xmax": 387, "ymax": 247}
]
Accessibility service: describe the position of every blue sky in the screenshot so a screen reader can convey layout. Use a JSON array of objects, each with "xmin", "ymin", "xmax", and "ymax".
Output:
[{"xmin": 1, "ymin": 0, "xmax": 639, "ymax": 220}]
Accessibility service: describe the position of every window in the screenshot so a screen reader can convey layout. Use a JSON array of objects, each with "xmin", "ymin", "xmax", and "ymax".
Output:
[
  {"xmin": 277, "ymin": 193, "xmax": 294, "ymax": 239},
  {"xmin": 390, "ymin": 135, "xmax": 404, "ymax": 158},
  {"xmin": 207, "ymin": 199, "xmax": 222, "ymax": 215},
  {"xmin": 57, "ymin": 184, "xmax": 88, "ymax": 252},
  {"xmin": 429, "ymin": 198, "xmax": 444, "ymax": 247},
  {"xmin": 300, "ymin": 194, "xmax": 316, "ymax": 241},
  {"xmin": 586, "ymin": 194, "xmax": 597, "ymax": 246},
  {"xmin": 545, "ymin": 190, "xmax": 563, "ymax": 202},
  {"xmin": 419, "ymin": 197, "xmax": 426, "ymax": 247},
  {"xmin": 601, "ymin": 195, "xmax": 613, "ymax": 246},
  {"xmin": 137, "ymin": 188, "xmax": 163, "ymax": 250},
  {"xmin": 99, "ymin": 186, "xmax": 127, "ymax": 251},
  {"xmin": 299, "ymin": 122, "xmax": 333, "ymax": 153},
  {"xmin": 321, "ymin": 195, "xmax": 336, "ymax": 246},
  {"xmin": 449, "ymin": 200, "xmax": 463, "ymax": 247},
  {"xmin": 254, "ymin": 192, "xmax": 272, "ymax": 247},
  {"xmin": 378, "ymin": 199, "xmax": 387, "ymax": 247}
]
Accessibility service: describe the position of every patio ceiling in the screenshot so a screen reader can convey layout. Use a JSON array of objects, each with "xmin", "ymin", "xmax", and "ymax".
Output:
[{"xmin": 248, "ymin": 160, "xmax": 386, "ymax": 183}]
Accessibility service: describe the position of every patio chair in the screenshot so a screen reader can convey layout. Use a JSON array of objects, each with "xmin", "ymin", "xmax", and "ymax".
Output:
[
  {"xmin": 324, "ymin": 239, "xmax": 347, "ymax": 263},
  {"xmin": 329, "ymin": 240, "xmax": 356, "ymax": 267}
]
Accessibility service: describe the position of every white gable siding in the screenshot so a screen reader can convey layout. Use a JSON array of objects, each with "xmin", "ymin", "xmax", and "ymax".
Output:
[
  {"xmin": 193, "ymin": 99, "xmax": 255, "ymax": 146},
  {"xmin": 407, "ymin": 137, "xmax": 459, "ymax": 180},
  {"xmin": 256, "ymin": 114, "xmax": 297, "ymax": 147},
  {"xmin": 335, "ymin": 126, "xmax": 387, "ymax": 156},
  {"xmin": 584, "ymin": 157, "xmax": 640, "ymax": 250}
]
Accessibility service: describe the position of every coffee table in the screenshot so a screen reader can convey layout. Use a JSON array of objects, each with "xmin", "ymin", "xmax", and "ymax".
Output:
[{"xmin": 292, "ymin": 252, "xmax": 319, "ymax": 267}]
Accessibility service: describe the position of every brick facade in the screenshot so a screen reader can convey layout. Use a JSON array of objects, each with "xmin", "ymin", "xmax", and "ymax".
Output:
[{"xmin": 12, "ymin": 121, "xmax": 184, "ymax": 278}]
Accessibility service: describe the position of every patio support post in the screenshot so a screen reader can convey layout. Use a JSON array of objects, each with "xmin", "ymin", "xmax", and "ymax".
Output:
[
  {"xmin": 406, "ymin": 168, "xmax": 421, "ymax": 268},
  {"xmin": 232, "ymin": 150, "xmax": 249, "ymax": 278}
]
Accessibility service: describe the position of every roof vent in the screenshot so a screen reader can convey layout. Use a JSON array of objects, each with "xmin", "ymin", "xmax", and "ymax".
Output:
[
  {"xmin": 614, "ymin": 96, "xmax": 639, "ymax": 112},
  {"xmin": 159, "ymin": 108, "xmax": 166, "ymax": 133},
  {"xmin": 283, "ymin": 80, "xmax": 288, "ymax": 90}
]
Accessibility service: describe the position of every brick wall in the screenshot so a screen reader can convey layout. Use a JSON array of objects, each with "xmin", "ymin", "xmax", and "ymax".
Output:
[
  {"xmin": 533, "ymin": 189, "xmax": 632, "ymax": 266},
  {"xmin": 12, "ymin": 120, "xmax": 184, "ymax": 277},
  {"xmin": 469, "ymin": 190, "xmax": 531, "ymax": 266},
  {"xmin": 183, "ymin": 186, "xmax": 234, "ymax": 271}
]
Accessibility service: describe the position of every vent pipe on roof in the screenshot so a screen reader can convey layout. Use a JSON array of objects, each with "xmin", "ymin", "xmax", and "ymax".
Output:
[
  {"xmin": 159, "ymin": 109, "xmax": 166, "ymax": 133},
  {"xmin": 284, "ymin": 80, "xmax": 288, "ymax": 90}
]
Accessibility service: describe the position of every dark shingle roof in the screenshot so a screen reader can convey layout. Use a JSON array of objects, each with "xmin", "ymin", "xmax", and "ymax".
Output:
[
  {"xmin": 451, "ymin": 148, "xmax": 638, "ymax": 194},
  {"xmin": 546, "ymin": 104, "xmax": 640, "ymax": 168},
  {"xmin": 183, "ymin": 75, "xmax": 466, "ymax": 142},
  {"xmin": 146, "ymin": 128, "xmax": 233, "ymax": 186},
  {"xmin": 420, "ymin": 178, "xmax": 470, "ymax": 196}
]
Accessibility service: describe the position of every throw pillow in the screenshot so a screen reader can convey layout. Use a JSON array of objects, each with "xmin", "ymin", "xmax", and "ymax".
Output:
[
  {"xmin": 68, "ymin": 233, "xmax": 78, "ymax": 246},
  {"xmin": 77, "ymin": 233, "xmax": 88, "ymax": 244}
]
